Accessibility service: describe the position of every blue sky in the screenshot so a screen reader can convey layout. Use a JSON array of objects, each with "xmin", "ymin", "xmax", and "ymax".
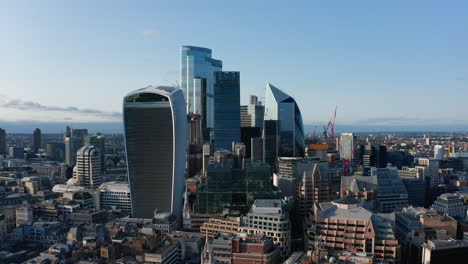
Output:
[{"xmin": 1, "ymin": 0, "xmax": 468, "ymax": 130}]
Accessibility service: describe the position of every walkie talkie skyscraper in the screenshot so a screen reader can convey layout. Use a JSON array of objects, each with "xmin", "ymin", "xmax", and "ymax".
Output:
[{"xmin": 123, "ymin": 86, "xmax": 187, "ymax": 219}]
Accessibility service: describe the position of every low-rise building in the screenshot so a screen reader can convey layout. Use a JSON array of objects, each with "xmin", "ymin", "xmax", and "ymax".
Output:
[
  {"xmin": 203, "ymin": 233, "xmax": 281, "ymax": 264},
  {"xmin": 153, "ymin": 212, "xmax": 178, "ymax": 235},
  {"xmin": 239, "ymin": 199, "xmax": 291, "ymax": 258},
  {"xmin": 421, "ymin": 239, "xmax": 468, "ymax": 264},
  {"xmin": 144, "ymin": 240, "xmax": 182, "ymax": 264},
  {"xmin": 12, "ymin": 221, "xmax": 69, "ymax": 246},
  {"xmin": 395, "ymin": 206, "xmax": 458, "ymax": 264},
  {"xmin": 97, "ymin": 181, "xmax": 132, "ymax": 214},
  {"xmin": 341, "ymin": 167, "xmax": 408, "ymax": 213},
  {"xmin": 313, "ymin": 195, "xmax": 399, "ymax": 263},
  {"xmin": 431, "ymin": 193, "xmax": 466, "ymax": 219},
  {"xmin": 200, "ymin": 217, "xmax": 240, "ymax": 238}
]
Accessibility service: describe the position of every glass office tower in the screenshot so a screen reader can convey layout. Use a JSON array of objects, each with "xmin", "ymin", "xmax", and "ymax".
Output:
[
  {"xmin": 180, "ymin": 45, "xmax": 222, "ymax": 130},
  {"xmin": 123, "ymin": 86, "xmax": 187, "ymax": 219},
  {"xmin": 263, "ymin": 83, "xmax": 304, "ymax": 169},
  {"xmin": 213, "ymin": 71, "xmax": 240, "ymax": 151}
]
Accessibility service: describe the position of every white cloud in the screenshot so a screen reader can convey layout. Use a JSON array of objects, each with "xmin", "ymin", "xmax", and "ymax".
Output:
[
  {"xmin": 143, "ymin": 29, "xmax": 161, "ymax": 37},
  {"xmin": 0, "ymin": 97, "xmax": 121, "ymax": 123}
]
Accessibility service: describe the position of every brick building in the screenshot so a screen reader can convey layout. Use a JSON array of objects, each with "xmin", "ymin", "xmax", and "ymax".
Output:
[
  {"xmin": 200, "ymin": 217, "xmax": 240, "ymax": 238},
  {"xmin": 203, "ymin": 233, "xmax": 281, "ymax": 264},
  {"xmin": 312, "ymin": 196, "xmax": 399, "ymax": 263}
]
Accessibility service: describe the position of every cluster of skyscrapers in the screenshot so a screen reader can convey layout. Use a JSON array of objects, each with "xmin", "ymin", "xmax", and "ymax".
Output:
[
  {"xmin": 123, "ymin": 45, "xmax": 306, "ymax": 222},
  {"xmin": 4, "ymin": 45, "xmax": 468, "ymax": 264}
]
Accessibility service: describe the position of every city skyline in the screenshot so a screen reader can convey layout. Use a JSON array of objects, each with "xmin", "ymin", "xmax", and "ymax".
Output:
[
  {"xmin": 2, "ymin": 2, "xmax": 468, "ymax": 263},
  {"xmin": 2, "ymin": 0, "xmax": 468, "ymax": 131}
]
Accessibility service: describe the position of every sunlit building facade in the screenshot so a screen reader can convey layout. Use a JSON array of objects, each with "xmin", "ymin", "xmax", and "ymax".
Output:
[
  {"xmin": 263, "ymin": 83, "xmax": 304, "ymax": 169},
  {"xmin": 180, "ymin": 45, "xmax": 222, "ymax": 130}
]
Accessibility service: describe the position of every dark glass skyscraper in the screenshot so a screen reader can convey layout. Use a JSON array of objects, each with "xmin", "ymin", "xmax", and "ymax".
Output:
[
  {"xmin": 123, "ymin": 86, "xmax": 187, "ymax": 219},
  {"xmin": 213, "ymin": 71, "xmax": 240, "ymax": 151},
  {"xmin": 180, "ymin": 45, "xmax": 222, "ymax": 131},
  {"xmin": 33, "ymin": 128, "xmax": 41, "ymax": 153},
  {"xmin": 263, "ymin": 83, "xmax": 304, "ymax": 169},
  {"xmin": 0, "ymin": 128, "xmax": 6, "ymax": 155}
]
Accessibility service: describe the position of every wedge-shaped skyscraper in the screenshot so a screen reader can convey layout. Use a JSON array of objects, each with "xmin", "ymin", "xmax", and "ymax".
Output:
[
  {"xmin": 123, "ymin": 86, "xmax": 187, "ymax": 219},
  {"xmin": 263, "ymin": 83, "xmax": 304, "ymax": 169}
]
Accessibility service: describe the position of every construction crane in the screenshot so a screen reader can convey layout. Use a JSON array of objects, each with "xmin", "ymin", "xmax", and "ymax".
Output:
[
  {"xmin": 330, "ymin": 106, "xmax": 338, "ymax": 144},
  {"xmin": 323, "ymin": 106, "xmax": 338, "ymax": 145}
]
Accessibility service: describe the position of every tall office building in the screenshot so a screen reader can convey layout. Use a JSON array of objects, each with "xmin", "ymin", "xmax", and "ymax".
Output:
[
  {"xmin": 339, "ymin": 133, "xmax": 355, "ymax": 160},
  {"xmin": 32, "ymin": 128, "xmax": 41, "ymax": 153},
  {"xmin": 46, "ymin": 143, "xmax": 65, "ymax": 162},
  {"xmin": 355, "ymin": 144, "xmax": 387, "ymax": 168},
  {"xmin": 434, "ymin": 145, "xmax": 444, "ymax": 159},
  {"xmin": 65, "ymin": 137, "xmax": 83, "ymax": 166},
  {"xmin": 123, "ymin": 86, "xmax": 187, "ymax": 219},
  {"xmin": 180, "ymin": 45, "xmax": 222, "ymax": 130},
  {"xmin": 274, "ymin": 157, "xmax": 304, "ymax": 197},
  {"xmin": 73, "ymin": 146, "xmax": 102, "ymax": 190},
  {"xmin": 213, "ymin": 71, "xmax": 240, "ymax": 151},
  {"xmin": 387, "ymin": 150, "xmax": 414, "ymax": 169},
  {"xmin": 64, "ymin": 128, "xmax": 88, "ymax": 166},
  {"xmin": 240, "ymin": 95, "xmax": 264, "ymax": 128},
  {"xmin": 240, "ymin": 95, "xmax": 264, "ymax": 158},
  {"xmin": 0, "ymin": 128, "xmax": 6, "ymax": 155},
  {"xmin": 418, "ymin": 158, "xmax": 440, "ymax": 187},
  {"xmin": 71, "ymin": 128, "xmax": 88, "ymax": 138},
  {"xmin": 263, "ymin": 83, "xmax": 304, "ymax": 169},
  {"xmin": 84, "ymin": 133, "xmax": 106, "ymax": 171}
]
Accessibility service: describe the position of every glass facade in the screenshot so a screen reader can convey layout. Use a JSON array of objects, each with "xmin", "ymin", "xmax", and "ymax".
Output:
[
  {"xmin": 213, "ymin": 71, "xmax": 240, "ymax": 151},
  {"xmin": 263, "ymin": 83, "xmax": 305, "ymax": 169},
  {"xmin": 180, "ymin": 46, "xmax": 222, "ymax": 129},
  {"xmin": 123, "ymin": 86, "xmax": 186, "ymax": 219},
  {"xmin": 196, "ymin": 162, "xmax": 274, "ymax": 214}
]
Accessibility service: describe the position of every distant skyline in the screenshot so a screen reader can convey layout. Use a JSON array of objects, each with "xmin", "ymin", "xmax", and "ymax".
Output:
[{"xmin": 1, "ymin": 0, "xmax": 468, "ymax": 131}]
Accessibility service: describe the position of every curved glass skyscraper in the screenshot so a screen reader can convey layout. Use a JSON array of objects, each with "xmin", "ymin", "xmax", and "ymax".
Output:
[
  {"xmin": 263, "ymin": 83, "xmax": 305, "ymax": 169},
  {"xmin": 123, "ymin": 86, "xmax": 187, "ymax": 219},
  {"xmin": 180, "ymin": 45, "xmax": 222, "ymax": 130}
]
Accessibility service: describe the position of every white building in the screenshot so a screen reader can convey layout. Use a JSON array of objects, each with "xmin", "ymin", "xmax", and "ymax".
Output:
[
  {"xmin": 52, "ymin": 184, "xmax": 90, "ymax": 194},
  {"xmin": 239, "ymin": 199, "xmax": 291, "ymax": 258},
  {"xmin": 418, "ymin": 158, "xmax": 440, "ymax": 187},
  {"xmin": 97, "ymin": 181, "xmax": 132, "ymax": 214},
  {"xmin": 339, "ymin": 133, "xmax": 356, "ymax": 161},
  {"xmin": 73, "ymin": 146, "xmax": 101, "ymax": 190},
  {"xmin": 434, "ymin": 145, "xmax": 444, "ymax": 159}
]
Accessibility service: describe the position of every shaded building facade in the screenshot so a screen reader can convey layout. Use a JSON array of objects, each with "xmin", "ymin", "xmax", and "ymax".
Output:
[
  {"xmin": 123, "ymin": 86, "xmax": 187, "ymax": 219},
  {"xmin": 196, "ymin": 161, "xmax": 274, "ymax": 214},
  {"xmin": 0, "ymin": 128, "xmax": 6, "ymax": 155},
  {"xmin": 33, "ymin": 128, "xmax": 41, "ymax": 153},
  {"xmin": 213, "ymin": 71, "xmax": 240, "ymax": 151}
]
